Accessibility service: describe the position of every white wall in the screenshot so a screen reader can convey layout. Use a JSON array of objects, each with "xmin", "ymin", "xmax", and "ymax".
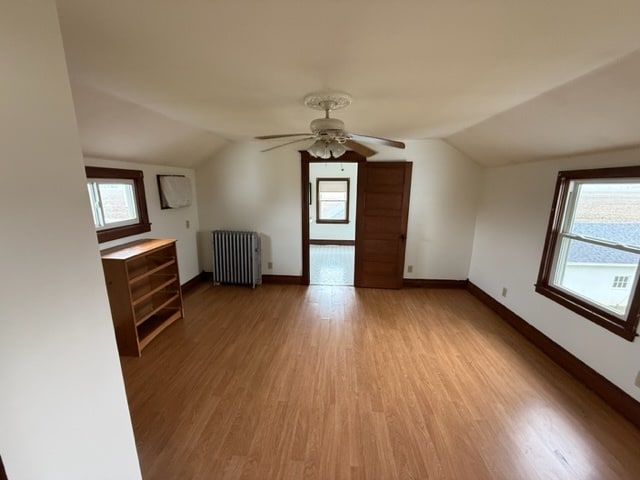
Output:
[
  {"xmin": 309, "ymin": 162, "xmax": 357, "ymax": 241},
  {"xmin": 0, "ymin": 2, "xmax": 141, "ymax": 479},
  {"xmin": 85, "ymin": 157, "xmax": 201, "ymax": 283},
  {"xmin": 372, "ymin": 140, "xmax": 482, "ymax": 280},
  {"xmin": 196, "ymin": 141, "xmax": 302, "ymax": 275},
  {"xmin": 196, "ymin": 139, "xmax": 481, "ymax": 279},
  {"xmin": 469, "ymin": 147, "xmax": 640, "ymax": 401}
]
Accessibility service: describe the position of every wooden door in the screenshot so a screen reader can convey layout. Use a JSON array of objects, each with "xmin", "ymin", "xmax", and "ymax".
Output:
[{"xmin": 354, "ymin": 162, "xmax": 412, "ymax": 289}]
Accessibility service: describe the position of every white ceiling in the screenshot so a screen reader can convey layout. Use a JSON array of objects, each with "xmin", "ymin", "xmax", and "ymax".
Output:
[
  {"xmin": 56, "ymin": 0, "xmax": 640, "ymax": 167},
  {"xmin": 447, "ymin": 50, "xmax": 640, "ymax": 166},
  {"xmin": 71, "ymin": 81, "xmax": 227, "ymax": 167}
]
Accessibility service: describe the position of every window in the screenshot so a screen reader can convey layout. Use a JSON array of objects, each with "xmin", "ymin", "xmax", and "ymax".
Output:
[
  {"xmin": 612, "ymin": 276, "xmax": 630, "ymax": 289},
  {"xmin": 88, "ymin": 179, "xmax": 138, "ymax": 229},
  {"xmin": 85, "ymin": 167, "xmax": 151, "ymax": 243},
  {"xmin": 316, "ymin": 178, "xmax": 350, "ymax": 224},
  {"xmin": 536, "ymin": 166, "xmax": 640, "ymax": 341}
]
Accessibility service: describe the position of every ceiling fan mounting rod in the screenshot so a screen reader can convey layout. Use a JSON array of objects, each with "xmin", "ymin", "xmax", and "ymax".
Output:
[{"xmin": 319, "ymin": 99, "xmax": 337, "ymax": 116}]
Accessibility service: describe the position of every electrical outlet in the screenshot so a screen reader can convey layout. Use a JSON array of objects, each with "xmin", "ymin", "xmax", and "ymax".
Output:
[
  {"xmin": 185, "ymin": 220, "xmax": 190, "ymax": 229},
  {"xmin": 501, "ymin": 287, "xmax": 508, "ymax": 298},
  {"xmin": 407, "ymin": 265, "xmax": 413, "ymax": 273},
  {"xmin": 267, "ymin": 262, "xmax": 273, "ymax": 270},
  {"xmin": 635, "ymin": 371, "xmax": 640, "ymax": 388}
]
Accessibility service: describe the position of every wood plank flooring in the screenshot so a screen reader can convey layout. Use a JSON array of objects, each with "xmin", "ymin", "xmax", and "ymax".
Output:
[{"xmin": 120, "ymin": 283, "xmax": 640, "ymax": 479}]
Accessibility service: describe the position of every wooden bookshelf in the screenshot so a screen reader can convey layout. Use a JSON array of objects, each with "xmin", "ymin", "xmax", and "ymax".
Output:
[{"xmin": 101, "ymin": 238, "xmax": 183, "ymax": 356}]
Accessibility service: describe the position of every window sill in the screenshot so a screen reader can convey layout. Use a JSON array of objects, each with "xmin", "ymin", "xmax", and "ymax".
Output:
[
  {"xmin": 535, "ymin": 284, "xmax": 637, "ymax": 341},
  {"xmin": 97, "ymin": 222, "xmax": 152, "ymax": 243}
]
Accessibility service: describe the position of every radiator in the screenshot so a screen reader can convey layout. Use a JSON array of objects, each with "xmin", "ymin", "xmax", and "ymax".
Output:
[{"xmin": 212, "ymin": 230, "xmax": 262, "ymax": 288}]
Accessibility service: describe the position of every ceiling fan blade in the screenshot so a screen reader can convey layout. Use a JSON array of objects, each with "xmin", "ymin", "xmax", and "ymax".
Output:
[
  {"xmin": 260, "ymin": 136, "xmax": 315, "ymax": 152},
  {"xmin": 255, "ymin": 133, "xmax": 311, "ymax": 140},
  {"xmin": 349, "ymin": 133, "xmax": 405, "ymax": 149},
  {"xmin": 344, "ymin": 139, "xmax": 377, "ymax": 157}
]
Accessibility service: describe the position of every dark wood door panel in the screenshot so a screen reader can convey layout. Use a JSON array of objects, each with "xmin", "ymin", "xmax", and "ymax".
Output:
[
  {"xmin": 361, "ymin": 239, "xmax": 399, "ymax": 256},
  {"xmin": 363, "ymin": 261, "xmax": 397, "ymax": 276},
  {"xmin": 365, "ymin": 166, "xmax": 406, "ymax": 186},
  {"xmin": 355, "ymin": 161, "xmax": 412, "ymax": 289},
  {"xmin": 364, "ymin": 217, "xmax": 402, "ymax": 235},
  {"xmin": 364, "ymin": 192, "xmax": 404, "ymax": 211},
  {"xmin": 361, "ymin": 251, "xmax": 397, "ymax": 263},
  {"xmin": 363, "ymin": 209, "xmax": 404, "ymax": 218}
]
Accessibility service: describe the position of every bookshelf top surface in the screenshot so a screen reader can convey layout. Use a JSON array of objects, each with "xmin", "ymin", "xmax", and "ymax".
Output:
[{"xmin": 100, "ymin": 238, "xmax": 176, "ymax": 261}]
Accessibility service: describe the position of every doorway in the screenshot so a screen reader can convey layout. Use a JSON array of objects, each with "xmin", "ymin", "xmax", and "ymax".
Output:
[
  {"xmin": 308, "ymin": 160, "xmax": 358, "ymax": 285},
  {"xmin": 301, "ymin": 151, "xmax": 365, "ymax": 285},
  {"xmin": 300, "ymin": 152, "xmax": 412, "ymax": 288}
]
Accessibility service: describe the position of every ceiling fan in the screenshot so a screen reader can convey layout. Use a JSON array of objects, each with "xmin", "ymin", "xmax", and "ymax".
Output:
[{"xmin": 255, "ymin": 91, "xmax": 405, "ymax": 158}]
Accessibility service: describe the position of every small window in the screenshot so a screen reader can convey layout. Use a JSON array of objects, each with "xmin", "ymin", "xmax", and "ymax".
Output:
[
  {"xmin": 88, "ymin": 179, "xmax": 139, "ymax": 230},
  {"xmin": 612, "ymin": 275, "xmax": 630, "ymax": 289},
  {"xmin": 316, "ymin": 178, "xmax": 350, "ymax": 224},
  {"xmin": 85, "ymin": 167, "xmax": 151, "ymax": 243},
  {"xmin": 536, "ymin": 166, "xmax": 640, "ymax": 341}
]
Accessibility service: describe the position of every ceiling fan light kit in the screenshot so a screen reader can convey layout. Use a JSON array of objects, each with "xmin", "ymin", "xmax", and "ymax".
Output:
[
  {"xmin": 255, "ymin": 90, "xmax": 405, "ymax": 158},
  {"xmin": 307, "ymin": 138, "xmax": 347, "ymax": 159}
]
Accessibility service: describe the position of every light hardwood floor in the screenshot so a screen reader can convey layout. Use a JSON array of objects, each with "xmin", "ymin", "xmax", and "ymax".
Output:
[{"xmin": 121, "ymin": 283, "xmax": 640, "ymax": 479}]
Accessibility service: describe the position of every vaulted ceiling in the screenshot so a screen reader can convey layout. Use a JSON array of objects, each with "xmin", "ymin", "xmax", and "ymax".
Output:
[{"xmin": 56, "ymin": 0, "xmax": 640, "ymax": 167}]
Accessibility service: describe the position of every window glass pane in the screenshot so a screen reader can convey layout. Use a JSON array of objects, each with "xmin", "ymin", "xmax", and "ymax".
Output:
[
  {"xmin": 320, "ymin": 201, "xmax": 346, "ymax": 220},
  {"xmin": 319, "ymin": 191, "xmax": 347, "ymax": 201},
  {"xmin": 553, "ymin": 236, "xmax": 639, "ymax": 316},
  {"xmin": 568, "ymin": 182, "xmax": 640, "ymax": 247},
  {"xmin": 97, "ymin": 181, "xmax": 138, "ymax": 225}
]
